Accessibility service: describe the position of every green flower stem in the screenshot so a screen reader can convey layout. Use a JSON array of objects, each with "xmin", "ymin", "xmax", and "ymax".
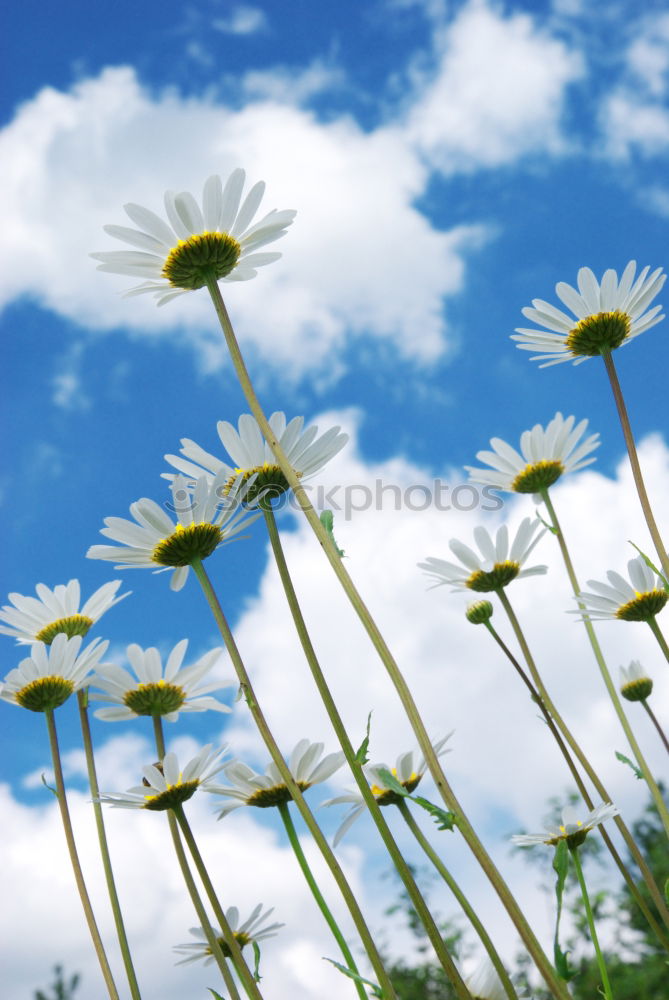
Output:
[
  {"xmin": 641, "ymin": 700, "xmax": 669, "ymax": 755},
  {"xmin": 569, "ymin": 846, "xmax": 614, "ymax": 1000},
  {"xmin": 76, "ymin": 691, "xmax": 143, "ymax": 1000},
  {"xmin": 263, "ymin": 509, "xmax": 470, "ymax": 996},
  {"xmin": 484, "ymin": 614, "xmax": 669, "ymax": 950},
  {"xmin": 44, "ymin": 708, "xmax": 121, "ymax": 1000},
  {"xmin": 601, "ymin": 349, "xmax": 669, "ymax": 584},
  {"xmin": 191, "ymin": 557, "xmax": 399, "ymax": 1000},
  {"xmin": 277, "ymin": 802, "xmax": 367, "ymax": 1000},
  {"xmin": 152, "ymin": 717, "xmax": 244, "ymax": 1000},
  {"xmin": 205, "ymin": 277, "xmax": 571, "ymax": 1000},
  {"xmin": 539, "ymin": 490, "xmax": 669, "ymax": 845},
  {"xmin": 496, "ymin": 587, "xmax": 669, "ymax": 930},
  {"xmin": 647, "ymin": 616, "xmax": 669, "ymax": 664},
  {"xmin": 172, "ymin": 804, "xmax": 265, "ymax": 1000},
  {"xmin": 396, "ymin": 799, "xmax": 517, "ymax": 1000}
]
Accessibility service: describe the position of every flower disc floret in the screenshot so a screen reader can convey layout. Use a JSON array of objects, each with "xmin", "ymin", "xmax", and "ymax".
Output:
[
  {"xmin": 98, "ymin": 745, "xmax": 228, "ymax": 810},
  {"xmin": 91, "ymin": 638, "xmax": 231, "ymax": 722},
  {"xmin": 619, "ymin": 661, "xmax": 653, "ymax": 702},
  {"xmin": 1, "ymin": 633, "xmax": 109, "ymax": 712},
  {"xmin": 466, "ymin": 413, "xmax": 600, "ymax": 495},
  {"xmin": 207, "ymin": 739, "xmax": 345, "ymax": 818},
  {"xmin": 174, "ymin": 904, "xmax": 284, "ymax": 966},
  {"xmin": 164, "ymin": 411, "xmax": 348, "ymax": 504},
  {"xmin": 571, "ymin": 554, "xmax": 668, "ymax": 623},
  {"xmin": 0, "ymin": 579, "xmax": 128, "ymax": 645},
  {"xmin": 511, "ymin": 802, "xmax": 619, "ymax": 850},
  {"xmin": 87, "ymin": 472, "xmax": 260, "ymax": 591},
  {"xmin": 91, "ymin": 169, "xmax": 296, "ymax": 304},
  {"xmin": 512, "ymin": 261, "xmax": 666, "ymax": 367},
  {"xmin": 419, "ymin": 519, "xmax": 547, "ymax": 594}
]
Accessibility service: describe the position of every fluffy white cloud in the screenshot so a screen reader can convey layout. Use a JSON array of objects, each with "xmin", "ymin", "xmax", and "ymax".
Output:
[
  {"xmin": 0, "ymin": 1, "xmax": 588, "ymax": 380},
  {"xmin": 404, "ymin": 0, "xmax": 584, "ymax": 172}
]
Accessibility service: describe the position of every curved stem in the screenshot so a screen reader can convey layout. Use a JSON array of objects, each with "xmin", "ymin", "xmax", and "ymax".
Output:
[
  {"xmin": 192, "ymin": 557, "xmax": 399, "ymax": 1000},
  {"xmin": 641, "ymin": 700, "xmax": 669, "ymax": 755},
  {"xmin": 484, "ymin": 614, "xmax": 669, "ymax": 950},
  {"xmin": 647, "ymin": 616, "xmax": 669, "ymax": 665},
  {"xmin": 206, "ymin": 279, "xmax": 571, "ymax": 1000},
  {"xmin": 601, "ymin": 349, "xmax": 669, "ymax": 583},
  {"xmin": 152, "ymin": 717, "xmax": 243, "ymax": 1000},
  {"xmin": 77, "ymin": 691, "xmax": 143, "ymax": 1000},
  {"xmin": 44, "ymin": 708, "xmax": 120, "ymax": 1000},
  {"xmin": 264, "ymin": 508, "xmax": 471, "ymax": 996},
  {"xmin": 569, "ymin": 847, "xmax": 614, "ymax": 1000},
  {"xmin": 278, "ymin": 802, "xmax": 367, "ymax": 1000},
  {"xmin": 497, "ymin": 588, "xmax": 669, "ymax": 926},
  {"xmin": 396, "ymin": 800, "xmax": 517, "ymax": 1000},
  {"xmin": 173, "ymin": 805, "xmax": 265, "ymax": 1000}
]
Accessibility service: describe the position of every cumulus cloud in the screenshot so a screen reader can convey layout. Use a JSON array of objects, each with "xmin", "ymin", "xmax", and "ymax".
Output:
[{"xmin": 212, "ymin": 4, "xmax": 268, "ymax": 36}]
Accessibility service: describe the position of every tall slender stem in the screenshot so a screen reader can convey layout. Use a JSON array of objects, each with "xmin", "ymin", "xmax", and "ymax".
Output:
[
  {"xmin": 601, "ymin": 349, "xmax": 669, "ymax": 583},
  {"xmin": 569, "ymin": 847, "xmax": 614, "ymax": 1000},
  {"xmin": 191, "ymin": 556, "xmax": 399, "ymax": 1000},
  {"xmin": 44, "ymin": 708, "xmax": 120, "ymax": 1000},
  {"xmin": 152, "ymin": 717, "xmax": 243, "ymax": 1000},
  {"xmin": 77, "ymin": 691, "xmax": 143, "ymax": 1000},
  {"xmin": 278, "ymin": 802, "xmax": 367, "ymax": 1000},
  {"xmin": 173, "ymin": 805, "xmax": 266, "ymax": 1000},
  {"xmin": 641, "ymin": 701, "xmax": 669, "ymax": 755},
  {"xmin": 263, "ymin": 508, "xmax": 471, "ymax": 996},
  {"xmin": 647, "ymin": 617, "xmax": 669, "ymax": 664},
  {"xmin": 497, "ymin": 588, "xmax": 669, "ymax": 924},
  {"xmin": 205, "ymin": 278, "xmax": 572, "ymax": 1000},
  {"xmin": 396, "ymin": 800, "xmax": 517, "ymax": 1000},
  {"xmin": 484, "ymin": 614, "xmax": 669, "ymax": 950}
]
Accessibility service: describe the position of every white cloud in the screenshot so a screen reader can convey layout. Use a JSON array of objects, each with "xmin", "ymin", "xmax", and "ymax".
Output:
[
  {"xmin": 2, "ymin": 414, "xmax": 668, "ymax": 996},
  {"xmin": 404, "ymin": 0, "xmax": 584, "ymax": 172},
  {"xmin": 212, "ymin": 5, "xmax": 268, "ymax": 36}
]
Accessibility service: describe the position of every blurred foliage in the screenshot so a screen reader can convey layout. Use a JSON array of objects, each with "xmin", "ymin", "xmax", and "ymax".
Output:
[{"xmin": 34, "ymin": 965, "xmax": 80, "ymax": 1000}]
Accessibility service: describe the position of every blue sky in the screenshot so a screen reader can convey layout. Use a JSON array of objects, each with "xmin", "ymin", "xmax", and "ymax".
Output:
[{"xmin": 2, "ymin": 1, "xmax": 669, "ymax": 998}]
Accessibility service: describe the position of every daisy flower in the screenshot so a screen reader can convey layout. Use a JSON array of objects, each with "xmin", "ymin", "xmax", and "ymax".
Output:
[
  {"xmin": 164, "ymin": 411, "xmax": 348, "ymax": 505},
  {"xmin": 174, "ymin": 904, "xmax": 284, "ymax": 966},
  {"xmin": 619, "ymin": 661, "xmax": 653, "ymax": 703},
  {"xmin": 512, "ymin": 261, "xmax": 665, "ymax": 367},
  {"xmin": 1, "ymin": 633, "xmax": 109, "ymax": 712},
  {"xmin": 419, "ymin": 519, "xmax": 547, "ymax": 594},
  {"xmin": 87, "ymin": 472, "xmax": 260, "ymax": 591},
  {"xmin": 207, "ymin": 739, "xmax": 345, "ymax": 817},
  {"xmin": 465, "ymin": 413, "xmax": 600, "ymax": 495},
  {"xmin": 464, "ymin": 957, "xmax": 512, "ymax": 1000},
  {"xmin": 91, "ymin": 169, "xmax": 296, "ymax": 305},
  {"xmin": 512, "ymin": 802, "xmax": 618, "ymax": 850},
  {"xmin": 99, "ymin": 745, "xmax": 227, "ymax": 811},
  {"xmin": 571, "ymin": 554, "xmax": 668, "ymax": 622},
  {"xmin": 323, "ymin": 736, "xmax": 452, "ymax": 846},
  {"xmin": 0, "ymin": 579, "xmax": 128, "ymax": 645},
  {"xmin": 90, "ymin": 639, "xmax": 232, "ymax": 722}
]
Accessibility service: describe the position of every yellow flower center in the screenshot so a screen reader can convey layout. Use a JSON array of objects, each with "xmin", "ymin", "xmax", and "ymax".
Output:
[
  {"xmin": 246, "ymin": 780, "xmax": 312, "ymax": 808},
  {"xmin": 224, "ymin": 463, "xmax": 295, "ymax": 506},
  {"xmin": 566, "ymin": 309, "xmax": 631, "ymax": 357},
  {"xmin": 511, "ymin": 460, "xmax": 564, "ymax": 494},
  {"xmin": 370, "ymin": 769, "xmax": 421, "ymax": 806},
  {"xmin": 35, "ymin": 614, "xmax": 94, "ymax": 644},
  {"xmin": 615, "ymin": 589, "xmax": 668, "ymax": 622},
  {"xmin": 123, "ymin": 679, "xmax": 186, "ymax": 716},
  {"xmin": 466, "ymin": 561, "xmax": 520, "ymax": 593},
  {"xmin": 16, "ymin": 676, "xmax": 75, "ymax": 712},
  {"xmin": 161, "ymin": 231, "xmax": 242, "ymax": 289},
  {"xmin": 151, "ymin": 522, "xmax": 223, "ymax": 566}
]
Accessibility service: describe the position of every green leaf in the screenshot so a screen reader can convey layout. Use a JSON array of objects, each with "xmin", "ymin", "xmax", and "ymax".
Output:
[
  {"xmin": 552, "ymin": 841, "xmax": 576, "ymax": 982},
  {"xmin": 536, "ymin": 511, "xmax": 558, "ymax": 534},
  {"xmin": 615, "ymin": 750, "xmax": 644, "ymax": 780},
  {"xmin": 252, "ymin": 941, "xmax": 262, "ymax": 981},
  {"xmin": 355, "ymin": 713, "xmax": 373, "ymax": 765},
  {"xmin": 376, "ymin": 769, "xmax": 456, "ymax": 832},
  {"xmin": 41, "ymin": 773, "xmax": 58, "ymax": 797},
  {"xmin": 207, "ymin": 991, "xmax": 226, "ymax": 1000},
  {"xmin": 628, "ymin": 541, "xmax": 669, "ymax": 591},
  {"xmin": 324, "ymin": 958, "xmax": 383, "ymax": 997},
  {"xmin": 320, "ymin": 510, "xmax": 345, "ymax": 557}
]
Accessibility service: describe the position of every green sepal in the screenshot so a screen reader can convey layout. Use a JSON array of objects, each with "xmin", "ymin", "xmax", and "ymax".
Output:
[
  {"xmin": 355, "ymin": 712, "xmax": 373, "ymax": 765},
  {"xmin": 552, "ymin": 840, "xmax": 576, "ymax": 981},
  {"xmin": 629, "ymin": 541, "xmax": 669, "ymax": 592},
  {"xmin": 320, "ymin": 509, "xmax": 345, "ymax": 557},
  {"xmin": 615, "ymin": 750, "xmax": 644, "ymax": 780},
  {"xmin": 324, "ymin": 958, "xmax": 383, "ymax": 997},
  {"xmin": 376, "ymin": 768, "xmax": 457, "ymax": 832}
]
